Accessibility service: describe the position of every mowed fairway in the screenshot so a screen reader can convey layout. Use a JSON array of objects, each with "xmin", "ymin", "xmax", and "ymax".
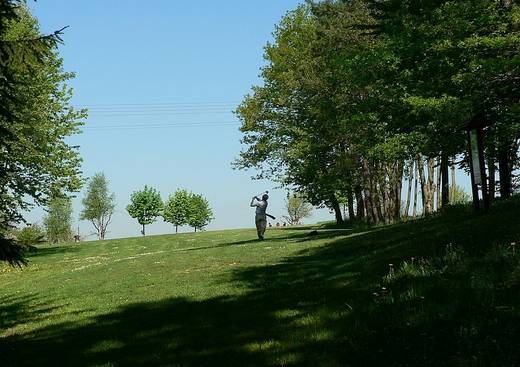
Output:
[
  {"xmin": 1, "ymin": 201, "xmax": 520, "ymax": 367},
  {"xmin": 1, "ymin": 228, "xmax": 351, "ymax": 367}
]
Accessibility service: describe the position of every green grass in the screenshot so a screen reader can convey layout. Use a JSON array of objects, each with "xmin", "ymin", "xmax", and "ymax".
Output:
[{"xmin": 1, "ymin": 198, "xmax": 520, "ymax": 367}]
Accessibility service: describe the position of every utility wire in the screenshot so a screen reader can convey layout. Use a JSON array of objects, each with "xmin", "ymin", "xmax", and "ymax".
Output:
[
  {"xmin": 83, "ymin": 121, "xmax": 238, "ymax": 131},
  {"xmin": 88, "ymin": 111, "xmax": 233, "ymax": 117},
  {"xmin": 74, "ymin": 101, "xmax": 242, "ymax": 132},
  {"xmin": 74, "ymin": 101, "xmax": 240, "ymax": 108}
]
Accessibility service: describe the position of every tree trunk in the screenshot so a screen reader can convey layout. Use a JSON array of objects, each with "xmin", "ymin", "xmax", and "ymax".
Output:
[
  {"xmin": 498, "ymin": 147, "xmax": 512, "ymax": 198},
  {"xmin": 404, "ymin": 162, "xmax": 413, "ymax": 218},
  {"xmin": 417, "ymin": 156, "xmax": 435, "ymax": 215},
  {"xmin": 330, "ymin": 194, "xmax": 344, "ymax": 225},
  {"xmin": 374, "ymin": 182, "xmax": 384, "ymax": 224},
  {"xmin": 361, "ymin": 160, "xmax": 381, "ymax": 224},
  {"xmin": 142, "ymin": 223, "xmax": 146, "ymax": 236},
  {"xmin": 363, "ymin": 188, "xmax": 375, "ymax": 224},
  {"xmin": 417, "ymin": 156, "xmax": 428, "ymax": 215},
  {"xmin": 347, "ymin": 187, "xmax": 355, "ymax": 221},
  {"xmin": 355, "ymin": 185, "xmax": 365, "ymax": 220},
  {"xmin": 441, "ymin": 154, "xmax": 449, "ymax": 207},
  {"xmin": 394, "ymin": 160, "xmax": 404, "ymax": 220},
  {"xmin": 488, "ymin": 155, "xmax": 495, "ymax": 202},
  {"xmin": 436, "ymin": 158, "xmax": 442, "ymax": 211},
  {"xmin": 175, "ymin": 224, "xmax": 178, "ymax": 233},
  {"xmin": 426, "ymin": 158, "xmax": 435, "ymax": 215},
  {"xmin": 450, "ymin": 160, "xmax": 456, "ymax": 204},
  {"xmin": 380, "ymin": 179, "xmax": 389, "ymax": 224},
  {"xmin": 413, "ymin": 161, "xmax": 419, "ymax": 217}
]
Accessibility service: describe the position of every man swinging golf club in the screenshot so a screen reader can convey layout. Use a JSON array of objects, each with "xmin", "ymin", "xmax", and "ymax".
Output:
[{"xmin": 250, "ymin": 191, "xmax": 275, "ymax": 240}]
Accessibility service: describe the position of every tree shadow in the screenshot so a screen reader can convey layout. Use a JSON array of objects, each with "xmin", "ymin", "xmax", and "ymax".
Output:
[
  {"xmin": 0, "ymin": 293, "xmax": 93, "ymax": 332},
  {"xmin": 2, "ymin": 201, "xmax": 519, "ymax": 366},
  {"xmin": 25, "ymin": 245, "xmax": 80, "ymax": 259}
]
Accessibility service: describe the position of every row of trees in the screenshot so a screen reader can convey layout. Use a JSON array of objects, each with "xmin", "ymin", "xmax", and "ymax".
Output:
[
  {"xmin": 236, "ymin": 0, "xmax": 519, "ymax": 225},
  {"xmin": 127, "ymin": 186, "xmax": 214, "ymax": 234},
  {"xmin": 19, "ymin": 173, "xmax": 214, "ymax": 244},
  {"xmin": 0, "ymin": 1, "xmax": 85, "ymax": 264},
  {"xmin": 11, "ymin": 173, "xmax": 114, "ymax": 244}
]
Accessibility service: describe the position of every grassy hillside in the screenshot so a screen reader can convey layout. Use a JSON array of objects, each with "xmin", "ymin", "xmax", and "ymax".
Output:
[{"xmin": 1, "ymin": 198, "xmax": 520, "ymax": 366}]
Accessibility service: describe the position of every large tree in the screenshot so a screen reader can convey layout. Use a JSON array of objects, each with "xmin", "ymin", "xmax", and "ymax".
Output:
[
  {"xmin": 235, "ymin": 4, "xmax": 349, "ymax": 223},
  {"xmin": 0, "ymin": 2, "xmax": 84, "ymax": 265},
  {"xmin": 236, "ymin": 2, "xmax": 400, "ymax": 224},
  {"xmin": 126, "ymin": 186, "xmax": 163, "ymax": 236},
  {"xmin": 80, "ymin": 173, "xmax": 115, "ymax": 240},
  {"xmin": 43, "ymin": 197, "xmax": 74, "ymax": 244}
]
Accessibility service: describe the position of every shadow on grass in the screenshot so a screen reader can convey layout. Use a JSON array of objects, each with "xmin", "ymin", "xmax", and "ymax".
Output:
[
  {"xmin": 0, "ymin": 293, "xmax": 92, "ymax": 332},
  {"xmin": 2, "ymin": 200, "xmax": 520, "ymax": 366},
  {"xmin": 157, "ymin": 232, "xmax": 346, "ymax": 254},
  {"xmin": 25, "ymin": 245, "xmax": 80, "ymax": 259}
]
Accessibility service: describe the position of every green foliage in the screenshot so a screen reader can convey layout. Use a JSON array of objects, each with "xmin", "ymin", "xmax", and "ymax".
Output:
[
  {"xmin": 13, "ymin": 224, "xmax": 46, "ymax": 249},
  {"xmin": 80, "ymin": 173, "xmax": 115, "ymax": 240},
  {"xmin": 0, "ymin": 4, "xmax": 85, "ymax": 224},
  {"xmin": 187, "ymin": 194, "xmax": 213, "ymax": 232},
  {"xmin": 43, "ymin": 197, "xmax": 73, "ymax": 244},
  {"xmin": 236, "ymin": 0, "xmax": 519, "ymax": 225},
  {"xmin": 126, "ymin": 186, "xmax": 163, "ymax": 235},
  {"xmin": 0, "ymin": 236, "xmax": 26, "ymax": 266},
  {"xmin": 163, "ymin": 189, "xmax": 192, "ymax": 233},
  {"xmin": 450, "ymin": 185, "xmax": 471, "ymax": 204},
  {"xmin": 0, "ymin": 2, "xmax": 85, "ymax": 264},
  {"xmin": 283, "ymin": 194, "xmax": 313, "ymax": 225}
]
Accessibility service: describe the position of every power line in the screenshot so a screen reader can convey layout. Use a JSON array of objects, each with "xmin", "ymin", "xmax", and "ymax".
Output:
[
  {"xmin": 86, "ymin": 106, "xmax": 237, "ymax": 112},
  {"xmin": 72, "ymin": 101, "xmax": 243, "ymax": 133},
  {"xmin": 87, "ymin": 111, "xmax": 234, "ymax": 117},
  {"xmin": 75, "ymin": 102, "xmax": 239, "ymax": 119},
  {"xmin": 83, "ymin": 121, "xmax": 238, "ymax": 131},
  {"xmin": 74, "ymin": 101, "xmax": 240, "ymax": 108}
]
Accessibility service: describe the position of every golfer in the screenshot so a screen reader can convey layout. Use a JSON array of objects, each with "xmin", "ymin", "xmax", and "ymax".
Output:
[{"xmin": 251, "ymin": 193, "xmax": 269, "ymax": 240}]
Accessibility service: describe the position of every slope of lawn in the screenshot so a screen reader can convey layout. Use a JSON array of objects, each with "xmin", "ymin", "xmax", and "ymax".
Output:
[{"xmin": 1, "ymin": 198, "xmax": 520, "ymax": 367}]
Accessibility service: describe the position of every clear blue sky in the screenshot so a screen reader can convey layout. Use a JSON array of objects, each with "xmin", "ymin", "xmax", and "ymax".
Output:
[{"xmin": 25, "ymin": 0, "xmax": 336, "ymax": 239}]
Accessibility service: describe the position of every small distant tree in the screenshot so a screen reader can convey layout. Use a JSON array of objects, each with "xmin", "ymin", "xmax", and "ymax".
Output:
[
  {"xmin": 163, "ymin": 189, "xmax": 191, "ymax": 233},
  {"xmin": 449, "ymin": 185, "xmax": 471, "ymax": 205},
  {"xmin": 283, "ymin": 194, "xmax": 313, "ymax": 225},
  {"xmin": 13, "ymin": 224, "xmax": 46, "ymax": 250},
  {"xmin": 43, "ymin": 197, "xmax": 74, "ymax": 244},
  {"xmin": 187, "ymin": 194, "xmax": 214, "ymax": 232},
  {"xmin": 80, "ymin": 173, "xmax": 115, "ymax": 240},
  {"xmin": 126, "ymin": 186, "xmax": 163, "ymax": 236}
]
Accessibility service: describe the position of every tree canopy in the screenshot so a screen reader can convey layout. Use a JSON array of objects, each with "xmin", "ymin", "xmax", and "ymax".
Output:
[
  {"xmin": 236, "ymin": 0, "xmax": 520, "ymax": 225},
  {"xmin": 187, "ymin": 194, "xmax": 214, "ymax": 232},
  {"xmin": 0, "ymin": 1, "xmax": 85, "ymax": 265},
  {"xmin": 283, "ymin": 194, "xmax": 313, "ymax": 225},
  {"xmin": 126, "ymin": 186, "xmax": 163, "ymax": 236},
  {"xmin": 163, "ymin": 189, "xmax": 192, "ymax": 233},
  {"xmin": 43, "ymin": 197, "xmax": 74, "ymax": 244},
  {"xmin": 80, "ymin": 173, "xmax": 115, "ymax": 240}
]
